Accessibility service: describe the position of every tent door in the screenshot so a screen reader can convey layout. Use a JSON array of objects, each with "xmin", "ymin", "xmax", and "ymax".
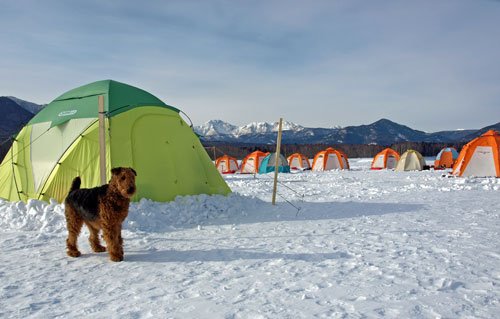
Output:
[
  {"xmin": 463, "ymin": 146, "xmax": 496, "ymax": 177},
  {"xmin": 386, "ymin": 155, "xmax": 397, "ymax": 169}
]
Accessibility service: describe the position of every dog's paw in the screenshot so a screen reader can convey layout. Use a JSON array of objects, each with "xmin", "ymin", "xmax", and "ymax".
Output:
[
  {"xmin": 110, "ymin": 254, "xmax": 124, "ymax": 262},
  {"xmin": 93, "ymin": 245, "xmax": 106, "ymax": 253},
  {"xmin": 67, "ymin": 250, "xmax": 81, "ymax": 258}
]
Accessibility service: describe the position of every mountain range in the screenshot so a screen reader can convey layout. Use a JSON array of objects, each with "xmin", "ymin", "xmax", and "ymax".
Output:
[
  {"xmin": 0, "ymin": 96, "xmax": 44, "ymax": 138},
  {"xmin": 1, "ymin": 96, "xmax": 498, "ymax": 146},
  {"xmin": 194, "ymin": 119, "xmax": 500, "ymax": 145}
]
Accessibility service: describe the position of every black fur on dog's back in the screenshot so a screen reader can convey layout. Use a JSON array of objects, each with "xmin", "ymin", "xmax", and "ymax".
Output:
[{"xmin": 65, "ymin": 177, "xmax": 108, "ymax": 221}]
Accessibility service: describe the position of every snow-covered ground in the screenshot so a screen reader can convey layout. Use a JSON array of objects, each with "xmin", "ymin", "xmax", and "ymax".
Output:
[{"xmin": 1, "ymin": 158, "xmax": 499, "ymax": 318}]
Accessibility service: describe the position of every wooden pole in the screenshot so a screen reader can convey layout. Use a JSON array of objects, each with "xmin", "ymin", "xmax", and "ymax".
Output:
[
  {"xmin": 272, "ymin": 118, "xmax": 283, "ymax": 205},
  {"xmin": 98, "ymin": 95, "xmax": 106, "ymax": 185}
]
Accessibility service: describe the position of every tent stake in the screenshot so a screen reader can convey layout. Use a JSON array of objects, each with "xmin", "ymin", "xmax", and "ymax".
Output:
[
  {"xmin": 98, "ymin": 95, "xmax": 106, "ymax": 185},
  {"xmin": 272, "ymin": 118, "xmax": 283, "ymax": 205}
]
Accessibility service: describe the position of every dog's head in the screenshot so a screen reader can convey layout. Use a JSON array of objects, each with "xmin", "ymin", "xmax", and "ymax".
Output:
[{"xmin": 110, "ymin": 167, "xmax": 137, "ymax": 198}]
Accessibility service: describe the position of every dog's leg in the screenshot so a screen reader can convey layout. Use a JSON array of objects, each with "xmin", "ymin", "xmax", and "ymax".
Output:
[
  {"xmin": 85, "ymin": 222, "xmax": 106, "ymax": 253},
  {"xmin": 102, "ymin": 225, "xmax": 123, "ymax": 262},
  {"xmin": 118, "ymin": 224, "xmax": 124, "ymax": 257},
  {"xmin": 65, "ymin": 207, "xmax": 83, "ymax": 257}
]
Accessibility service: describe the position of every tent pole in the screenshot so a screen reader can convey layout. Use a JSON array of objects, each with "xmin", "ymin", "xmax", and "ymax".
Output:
[
  {"xmin": 98, "ymin": 95, "xmax": 106, "ymax": 185},
  {"xmin": 272, "ymin": 118, "xmax": 283, "ymax": 205}
]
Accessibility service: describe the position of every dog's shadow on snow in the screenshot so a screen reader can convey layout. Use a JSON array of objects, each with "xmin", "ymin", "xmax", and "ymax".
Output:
[{"xmin": 126, "ymin": 248, "xmax": 353, "ymax": 263}]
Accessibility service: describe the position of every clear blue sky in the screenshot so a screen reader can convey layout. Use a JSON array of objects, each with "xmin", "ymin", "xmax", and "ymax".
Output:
[{"xmin": 1, "ymin": 0, "xmax": 499, "ymax": 131}]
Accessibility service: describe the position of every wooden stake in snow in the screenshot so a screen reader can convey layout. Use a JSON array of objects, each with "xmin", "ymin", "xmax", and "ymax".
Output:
[
  {"xmin": 98, "ymin": 95, "xmax": 106, "ymax": 185},
  {"xmin": 272, "ymin": 118, "xmax": 283, "ymax": 205}
]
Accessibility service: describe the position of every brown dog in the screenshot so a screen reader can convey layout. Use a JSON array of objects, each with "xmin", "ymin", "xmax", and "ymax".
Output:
[{"xmin": 64, "ymin": 167, "xmax": 137, "ymax": 262}]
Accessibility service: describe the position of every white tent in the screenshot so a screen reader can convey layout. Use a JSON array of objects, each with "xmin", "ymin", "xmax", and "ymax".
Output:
[{"xmin": 395, "ymin": 150, "xmax": 425, "ymax": 171}]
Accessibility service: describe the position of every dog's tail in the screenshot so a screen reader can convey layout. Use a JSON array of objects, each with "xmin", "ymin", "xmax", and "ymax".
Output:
[{"xmin": 69, "ymin": 177, "xmax": 81, "ymax": 193}]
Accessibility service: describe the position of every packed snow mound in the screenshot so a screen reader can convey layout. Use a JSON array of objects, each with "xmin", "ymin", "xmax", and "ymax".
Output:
[
  {"xmin": 1, "ymin": 163, "xmax": 499, "ymax": 235},
  {"xmin": 0, "ymin": 198, "xmax": 63, "ymax": 233},
  {"xmin": 126, "ymin": 193, "xmax": 269, "ymax": 233},
  {"xmin": 0, "ymin": 193, "xmax": 270, "ymax": 234}
]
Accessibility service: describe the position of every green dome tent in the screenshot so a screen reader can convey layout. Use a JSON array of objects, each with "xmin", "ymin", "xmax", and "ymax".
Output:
[
  {"xmin": 258, "ymin": 153, "xmax": 291, "ymax": 174},
  {"xmin": 0, "ymin": 80, "xmax": 231, "ymax": 202}
]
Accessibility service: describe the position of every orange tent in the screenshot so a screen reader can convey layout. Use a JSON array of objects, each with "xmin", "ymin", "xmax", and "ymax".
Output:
[
  {"xmin": 452, "ymin": 130, "xmax": 500, "ymax": 177},
  {"xmin": 240, "ymin": 151, "xmax": 269, "ymax": 174},
  {"xmin": 434, "ymin": 147, "xmax": 459, "ymax": 169},
  {"xmin": 287, "ymin": 153, "xmax": 311, "ymax": 170},
  {"xmin": 215, "ymin": 155, "xmax": 239, "ymax": 174},
  {"xmin": 371, "ymin": 148, "xmax": 400, "ymax": 170},
  {"xmin": 337, "ymin": 149, "xmax": 350, "ymax": 169},
  {"xmin": 311, "ymin": 147, "xmax": 349, "ymax": 171}
]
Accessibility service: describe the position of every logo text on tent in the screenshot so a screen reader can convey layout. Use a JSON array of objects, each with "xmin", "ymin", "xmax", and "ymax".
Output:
[{"xmin": 58, "ymin": 110, "xmax": 78, "ymax": 117}]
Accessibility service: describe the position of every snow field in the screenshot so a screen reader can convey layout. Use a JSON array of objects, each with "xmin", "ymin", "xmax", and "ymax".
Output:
[{"xmin": 0, "ymin": 159, "xmax": 499, "ymax": 318}]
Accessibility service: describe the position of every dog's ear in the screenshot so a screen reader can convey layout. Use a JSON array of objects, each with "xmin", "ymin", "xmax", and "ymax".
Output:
[
  {"xmin": 111, "ymin": 167, "xmax": 123, "ymax": 175},
  {"xmin": 130, "ymin": 168, "xmax": 137, "ymax": 176}
]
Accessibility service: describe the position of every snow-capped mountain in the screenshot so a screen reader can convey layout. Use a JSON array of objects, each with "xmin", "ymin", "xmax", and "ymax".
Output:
[
  {"xmin": 195, "ymin": 120, "xmax": 239, "ymax": 137},
  {"xmin": 194, "ymin": 119, "xmax": 498, "ymax": 145},
  {"xmin": 237, "ymin": 121, "xmax": 304, "ymax": 135},
  {"xmin": 195, "ymin": 120, "xmax": 305, "ymax": 139},
  {"xmin": 1, "ymin": 96, "xmax": 498, "ymax": 146}
]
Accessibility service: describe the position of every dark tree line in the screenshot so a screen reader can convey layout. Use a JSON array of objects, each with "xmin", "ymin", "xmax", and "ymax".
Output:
[
  {"xmin": 202, "ymin": 141, "xmax": 467, "ymax": 160},
  {"xmin": 0, "ymin": 136, "xmax": 465, "ymax": 163}
]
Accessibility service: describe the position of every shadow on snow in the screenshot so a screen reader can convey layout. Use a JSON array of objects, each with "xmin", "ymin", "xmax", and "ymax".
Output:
[
  {"xmin": 124, "ymin": 200, "xmax": 424, "ymax": 263},
  {"xmin": 126, "ymin": 248, "xmax": 353, "ymax": 263},
  {"xmin": 182, "ymin": 200, "xmax": 424, "ymax": 227}
]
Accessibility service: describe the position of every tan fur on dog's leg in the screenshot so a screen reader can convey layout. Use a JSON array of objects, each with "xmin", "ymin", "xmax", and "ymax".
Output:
[
  {"xmin": 65, "ymin": 207, "xmax": 83, "ymax": 257},
  {"xmin": 86, "ymin": 222, "xmax": 106, "ymax": 253}
]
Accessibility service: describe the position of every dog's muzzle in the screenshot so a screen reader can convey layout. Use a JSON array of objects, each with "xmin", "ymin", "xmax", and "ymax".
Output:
[{"xmin": 127, "ymin": 186, "xmax": 136, "ymax": 195}]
